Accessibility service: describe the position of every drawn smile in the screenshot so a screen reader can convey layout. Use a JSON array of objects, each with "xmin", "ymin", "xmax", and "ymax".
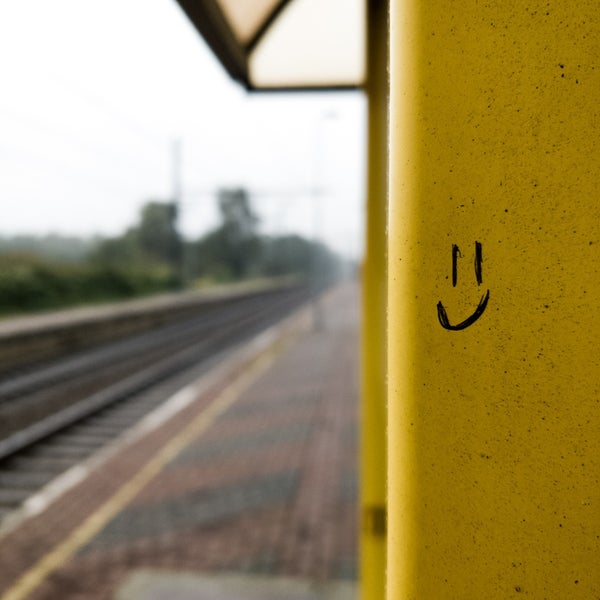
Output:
[
  {"xmin": 437, "ymin": 289, "xmax": 490, "ymax": 331},
  {"xmin": 437, "ymin": 241, "xmax": 490, "ymax": 331}
]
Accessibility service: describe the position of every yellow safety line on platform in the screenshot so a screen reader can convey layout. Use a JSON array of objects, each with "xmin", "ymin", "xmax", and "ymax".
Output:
[{"xmin": 1, "ymin": 350, "xmax": 279, "ymax": 600}]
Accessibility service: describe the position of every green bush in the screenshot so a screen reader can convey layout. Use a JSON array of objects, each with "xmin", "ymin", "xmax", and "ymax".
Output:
[{"xmin": 0, "ymin": 254, "xmax": 178, "ymax": 315}]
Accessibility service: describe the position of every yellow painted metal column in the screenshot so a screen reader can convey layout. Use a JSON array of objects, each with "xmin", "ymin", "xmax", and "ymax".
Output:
[
  {"xmin": 360, "ymin": 1, "xmax": 388, "ymax": 598},
  {"xmin": 388, "ymin": 1, "xmax": 600, "ymax": 598}
]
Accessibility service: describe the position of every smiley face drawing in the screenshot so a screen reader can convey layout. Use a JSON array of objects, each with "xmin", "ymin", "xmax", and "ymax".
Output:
[{"xmin": 437, "ymin": 241, "xmax": 490, "ymax": 331}]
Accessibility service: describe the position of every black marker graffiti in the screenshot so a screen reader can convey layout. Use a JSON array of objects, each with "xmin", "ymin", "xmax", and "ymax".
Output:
[
  {"xmin": 474, "ymin": 240, "xmax": 483, "ymax": 285},
  {"xmin": 452, "ymin": 244, "xmax": 461, "ymax": 287},
  {"xmin": 437, "ymin": 289, "xmax": 490, "ymax": 330},
  {"xmin": 437, "ymin": 241, "xmax": 490, "ymax": 331}
]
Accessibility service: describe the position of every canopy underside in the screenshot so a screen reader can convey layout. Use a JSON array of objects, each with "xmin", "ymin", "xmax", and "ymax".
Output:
[{"xmin": 175, "ymin": 0, "xmax": 366, "ymax": 91}]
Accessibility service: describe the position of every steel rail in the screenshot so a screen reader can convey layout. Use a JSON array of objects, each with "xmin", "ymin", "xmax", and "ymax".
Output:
[{"xmin": 0, "ymin": 287, "xmax": 308, "ymax": 461}]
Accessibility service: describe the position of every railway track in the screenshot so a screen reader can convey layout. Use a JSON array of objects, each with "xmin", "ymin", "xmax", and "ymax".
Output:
[{"xmin": 0, "ymin": 285, "xmax": 310, "ymax": 521}]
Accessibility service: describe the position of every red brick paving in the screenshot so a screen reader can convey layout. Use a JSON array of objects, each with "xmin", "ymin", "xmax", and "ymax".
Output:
[{"xmin": 0, "ymin": 283, "xmax": 359, "ymax": 599}]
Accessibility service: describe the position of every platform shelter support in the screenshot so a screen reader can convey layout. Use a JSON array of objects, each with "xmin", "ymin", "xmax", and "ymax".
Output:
[
  {"xmin": 360, "ymin": 1, "xmax": 388, "ymax": 599},
  {"xmin": 387, "ymin": 1, "xmax": 600, "ymax": 598}
]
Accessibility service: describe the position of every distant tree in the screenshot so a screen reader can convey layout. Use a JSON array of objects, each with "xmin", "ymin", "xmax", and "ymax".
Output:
[
  {"xmin": 192, "ymin": 188, "xmax": 261, "ymax": 281},
  {"xmin": 0, "ymin": 234, "xmax": 94, "ymax": 263},
  {"xmin": 260, "ymin": 235, "xmax": 312, "ymax": 277},
  {"xmin": 89, "ymin": 229, "xmax": 141, "ymax": 266},
  {"xmin": 259, "ymin": 234, "xmax": 341, "ymax": 284},
  {"xmin": 137, "ymin": 201, "xmax": 181, "ymax": 269},
  {"xmin": 91, "ymin": 201, "xmax": 181, "ymax": 274},
  {"xmin": 218, "ymin": 188, "xmax": 258, "ymax": 241}
]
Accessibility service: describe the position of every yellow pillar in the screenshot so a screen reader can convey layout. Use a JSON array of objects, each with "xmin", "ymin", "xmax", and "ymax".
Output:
[
  {"xmin": 388, "ymin": 1, "xmax": 600, "ymax": 598},
  {"xmin": 360, "ymin": 1, "xmax": 388, "ymax": 598}
]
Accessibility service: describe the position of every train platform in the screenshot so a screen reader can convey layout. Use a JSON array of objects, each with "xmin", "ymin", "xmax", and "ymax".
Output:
[{"xmin": 0, "ymin": 283, "xmax": 359, "ymax": 600}]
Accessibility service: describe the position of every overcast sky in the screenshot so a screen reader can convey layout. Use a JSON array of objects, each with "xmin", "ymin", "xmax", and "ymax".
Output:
[{"xmin": 0, "ymin": 0, "xmax": 366, "ymax": 257}]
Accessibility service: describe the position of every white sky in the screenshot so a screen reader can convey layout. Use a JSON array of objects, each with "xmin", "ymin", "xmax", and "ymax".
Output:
[{"xmin": 0, "ymin": 0, "xmax": 366, "ymax": 257}]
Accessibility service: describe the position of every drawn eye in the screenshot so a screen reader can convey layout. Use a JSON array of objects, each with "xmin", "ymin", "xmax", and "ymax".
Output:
[{"xmin": 437, "ymin": 241, "xmax": 490, "ymax": 331}]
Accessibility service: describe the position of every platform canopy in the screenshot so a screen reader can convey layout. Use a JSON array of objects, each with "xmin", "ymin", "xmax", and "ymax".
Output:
[{"xmin": 175, "ymin": 0, "xmax": 366, "ymax": 91}]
